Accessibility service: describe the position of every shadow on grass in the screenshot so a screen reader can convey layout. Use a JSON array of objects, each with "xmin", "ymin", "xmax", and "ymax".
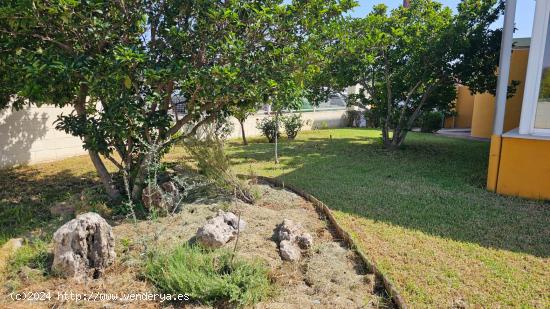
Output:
[
  {"xmin": 0, "ymin": 167, "xmax": 98, "ymax": 242},
  {"xmin": 228, "ymin": 129, "xmax": 550, "ymax": 258}
]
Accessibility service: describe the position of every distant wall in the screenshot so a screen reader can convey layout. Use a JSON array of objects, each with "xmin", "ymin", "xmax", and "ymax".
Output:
[
  {"xmin": 455, "ymin": 86, "xmax": 476, "ymax": 128},
  {"xmin": 0, "ymin": 105, "xmax": 87, "ymax": 168},
  {"xmin": 227, "ymin": 109, "xmax": 347, "ymax": 140},
  {"xmin": 0, "ymin": 106, "xmax": 346, "ymax": 168}
]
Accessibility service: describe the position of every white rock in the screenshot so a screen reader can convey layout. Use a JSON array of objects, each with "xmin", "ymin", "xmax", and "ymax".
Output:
[
  {"xmin": 297, "ymin": 233, "xmax": 313, "ymax": 249},
  {"xmin": 279, "ymin": 240, "xmax": 301, "ymax": 261},
  {"xmin": 221, "ymin": 211, "xmax": 246, "ymax": 231},
  {"xmin": 52, "ymin": 212, "xmax": 115, "ymax": 279},
  {"xmin": 276, "ymin": 219, "xmax": 303, "ymax": 242},
  {"xmin": 195, "ymin": 211, "xmax": 245, "ymax": 248},
  {"xmin": 276, "ymin": 219, "xmax": 314, "ymax": 261}
]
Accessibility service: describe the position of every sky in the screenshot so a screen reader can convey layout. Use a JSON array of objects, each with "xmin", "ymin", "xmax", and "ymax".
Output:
[{"xmin": 349, "ymin": 0, "xmax": 536, "ymax": 38}]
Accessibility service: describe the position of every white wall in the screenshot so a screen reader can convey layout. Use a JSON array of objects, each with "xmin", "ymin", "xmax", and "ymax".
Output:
[
  {"xmin": 227, "ymin": 109, "xmax": 347, "ymax": 139},
  {"xmin": 0, "ymin": 106, "xmax": 346, "ymax": 168},
  {"xmin": 0, "ymin": 105, "xmax": 87, "ymax": 168}
]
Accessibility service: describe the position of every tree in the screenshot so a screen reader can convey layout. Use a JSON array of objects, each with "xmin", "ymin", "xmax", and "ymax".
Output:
[
  {"xmin": 324, "ymin": 0, "xmax": 505, "ymax": 148},
  {"xmin": 0, "ymin": 0, "xmax": 355, "ymax": 201},
  {"xmin": 230, "ymin": 99, "xmax": 260, "ymax": 146}
]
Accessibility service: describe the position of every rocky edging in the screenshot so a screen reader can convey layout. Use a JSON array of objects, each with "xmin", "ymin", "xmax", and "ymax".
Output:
[{"xmin": 256, "ymin": 176, "xmax": 408, "ymax": 309}]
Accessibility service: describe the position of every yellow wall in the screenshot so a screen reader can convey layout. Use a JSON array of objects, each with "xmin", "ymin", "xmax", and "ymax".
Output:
[
  {"xmin": 451, "ymin": 49, "xmax": 530, "ymax": 137},
  {"xmin": 471, "ymin": 93, "xmax": 495, "ymax": 138},
  {"xmin": 454, "ymin": 86, "xmax": 475, "ymax": 128},
  {"xmin": 493, "ymin": 137, "xmax": 550, "ymax": 200}
]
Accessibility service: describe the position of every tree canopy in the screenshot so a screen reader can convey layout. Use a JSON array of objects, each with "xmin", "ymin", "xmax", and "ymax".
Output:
[
  {"xmin": 322, "ymin": 0, "xmax": 505, "ymax": 147},
  {"xmin": 0, "ymin": 0, "xmax": 355, "ymax": 200}
]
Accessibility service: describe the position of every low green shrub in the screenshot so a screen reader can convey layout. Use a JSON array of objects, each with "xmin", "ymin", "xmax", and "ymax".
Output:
[
  {"xmin": 256, "ymin": 116, "xmax": 280, "ymax": 143},
  {"xmin": 144, "ymin": 244, "xmax": 272, "ymax": 307},
  {"xmin": 184, "ymin": 136, "xmax": 256, "ymax": 204},
  {"xmin": 420, "ymin": 111, "xmax": 444, "ymax": 133},
  {"xmin": 5, "ymin": 240, "xmax": 52, "ymax": 290},
  {"xmin": 281, "ymin": 114, "xmax": 304, "ymax": 139}
]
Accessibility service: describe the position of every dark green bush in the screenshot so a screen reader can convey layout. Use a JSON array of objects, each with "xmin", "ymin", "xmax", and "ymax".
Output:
[
  {"xmin": 364, "ymin": 108, "xmax": 380, "ymax": 128},
  {"xmin": 281, "ymin": 113, "xmax": 304, "ymax": 139},
  {"xmin": 256, "ymin": 116, "xmax": 280, "ymax": 143},
  {"xmin": 345, "ymin": 110, "xmax": 362, "ymax": 127},
  {"xmin": 420, "ymin": 111, "xmax": 444, "ymax": 133},
  {"xmin": 145, "ymin": 244, "xmax": 272, "ymax": 307}
]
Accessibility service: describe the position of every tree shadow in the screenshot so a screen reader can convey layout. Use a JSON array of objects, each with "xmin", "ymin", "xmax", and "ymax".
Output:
[
  {"xmin": 228, "ymin": 130, "xmax": 550, "ymax": 258},
  {"xmin": 0, "ymin": 108, "xmax": 49, "ymax": 168},
  {"xmin": 0, "ymin": 166, "xmax": 98, "ymax": 242}
]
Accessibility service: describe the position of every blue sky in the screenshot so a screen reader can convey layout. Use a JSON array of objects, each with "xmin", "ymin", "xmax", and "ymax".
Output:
[{"xmin": 349, "ymin": 0, "xmax": 536, "ymax": 38}]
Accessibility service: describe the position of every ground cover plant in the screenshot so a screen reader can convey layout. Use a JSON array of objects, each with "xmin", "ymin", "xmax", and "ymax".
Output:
[
  {"xmin": 145, "ymin": 244, "xmax": 272, "ymax": 307},
  {"xmin": 226, "ymin": 128, "xmax": 550, "ymax": 308}
]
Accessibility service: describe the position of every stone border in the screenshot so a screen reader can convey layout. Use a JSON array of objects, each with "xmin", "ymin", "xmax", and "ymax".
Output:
[{"xmin": 256, "ymin": 176, "xmax": 408, "ymax": 309}]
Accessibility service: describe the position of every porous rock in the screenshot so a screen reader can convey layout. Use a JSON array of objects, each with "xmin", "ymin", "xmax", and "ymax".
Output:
[
  {"xmin": 276, "ymin": 219, "xmax": 314, "ymax": 261},
  {"xmin": 279, "ymin": 240, "xmax": 301, "ymax": 261},
  {"xmin": 52, "ymin": 212, "xmax": 115, "ymax": 279},
  {"xmin": 142, "ymin": 181, "xmax": 179, "ymax": 214},
  {"xmin": 196, "ymin": 211, "xmax": 245, "ymax": 248}
]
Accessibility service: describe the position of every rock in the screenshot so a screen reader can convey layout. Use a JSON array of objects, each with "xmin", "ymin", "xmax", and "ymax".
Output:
[
  {"xmin": 142, "ymin": 181, "xmax": 180, "ymax": 215},
  {"xmin": 18, "ymin": 265, "xmax": 43, "ymax": 283},
  {"xmin": 276, "ymin": 219, "xmax": 314, "ymax": 261},
  {"xmin": 195, "ymin": 211, "xmax": 245, "ymax": 248},
  {"xmin": 297, "ymin": 233, "xmax": 313, "ymax": 249},
  {"xmin": 0, "ymin": 238, "xmax": 24, "ymax": 272},
  {"xmin": 142, "ymin": 186, "xmax": 165, "ymax": 211},
  {"xmin": 50, "ymin": 201, "xmax": 75, "ymax": 216},
  {"xmin": 161, "ymin": 181, "xmax": 178, "ymax": 194},
  {"xmin": 52, "ymin": 212, "xmax": 115, "ymax": 279},
  {"xmin": 276, "ymin": 219, "xmax": 303, "ymax": 242},
  {"xmin": 279, "ymin": 240, "xmax": 301, "ymax": 261},
  {"xmin": 221, "ymin": 211, "xmax": 246, "ymax": 231}
]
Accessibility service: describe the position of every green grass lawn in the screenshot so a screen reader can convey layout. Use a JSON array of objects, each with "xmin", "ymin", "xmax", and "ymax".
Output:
[
  {"xmin": 1, "ymin": 128, "xmax": 548, "ymax": 307},
  {"xmin": 226, "ymin": 128, "xmax": 550, "ymax": 308}
]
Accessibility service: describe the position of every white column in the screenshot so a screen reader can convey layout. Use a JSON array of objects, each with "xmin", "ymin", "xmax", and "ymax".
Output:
[
  {"xmin": 519, "ymin": 0, "xmax": 550, "ymax": 134},
  {"xmin": 493, "ymin": 0, "xmax": 517, "ymax": 135}
]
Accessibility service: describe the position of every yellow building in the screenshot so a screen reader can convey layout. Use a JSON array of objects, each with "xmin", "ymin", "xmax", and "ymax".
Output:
[
  {"xmin": 445, "ymin": 38, "xmax": 530, "ymax": 139},
  {"xmin": 486, "ymin": 0, "xmax": 550, "ymax": 200}
]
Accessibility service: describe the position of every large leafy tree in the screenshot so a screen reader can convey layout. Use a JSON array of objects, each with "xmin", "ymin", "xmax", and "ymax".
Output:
[
  {"xmin": 0, "ymin": 0, "xmax": 354, "ymax": 201},
  {"xmin": 325, "ymin": 0, "xmax": 505, "ymax": 148}
]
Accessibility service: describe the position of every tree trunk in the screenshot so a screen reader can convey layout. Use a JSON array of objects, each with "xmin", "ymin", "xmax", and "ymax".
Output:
[
  {"xmin": 274, "ymin": 113, "xmax": 279, "ymax": 164},
  {"xmin": 239, "ymin": 119, "xmax": 248, "ymax": 145},
  {"xmin": 130, "ymin": 156, "xmax": 148, "ymax": 202},
  {"xmin": 73, "ymin": 83, "xmax": 121, "ymax": 201},
  {"xmin": 88, "ymin": 151, "xmax": 121, "ymax": 201}
]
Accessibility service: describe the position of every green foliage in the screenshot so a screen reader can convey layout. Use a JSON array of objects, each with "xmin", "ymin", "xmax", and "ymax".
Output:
[
  {"xmin": 539, "ymin": 68, "xmax": 550, "ymax": 100},
  {"xmin": 419, "ymin": 111, "xmax": 444, "ymax": 133},
  {"xmin": 184, "ymin": 135, "xmax": 255, "ymax": 204},
  {"xmin": 7, "ymin": 240, "xmax": 51, "ymax": 275},
  {"xmin": 364, "ymin": 109, "xmax": 380, "ymax": 128},
  {"xmin": 256, "ymin": 116, "xmax": 280, "ymax": 143},
  {"xmin": 319, "ymin": 0, "xmax": 504, "ymax": 147},
  {"xmin": 0, "ymin": 0, "xmax": 355, "ymax": 201},
  {"xmin": 144, "ymin": 244, "xmax": 272, "ymax": 307},
  {"xmin": 281, "ymin": 113, "xmax": 304, "ymax": 139},
  {"xmin": 5, "ymin": 240, "xmax": 52, "ymax": 290},
  {"xmin": 345, "ymin": 110, "xmax": 363, "ymax": 127}
]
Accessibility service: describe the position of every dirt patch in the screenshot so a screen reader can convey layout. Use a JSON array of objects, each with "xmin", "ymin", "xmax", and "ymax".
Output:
[{"xmin": 1, "ymin": 183, "xmax": 392, "ymax": 308}]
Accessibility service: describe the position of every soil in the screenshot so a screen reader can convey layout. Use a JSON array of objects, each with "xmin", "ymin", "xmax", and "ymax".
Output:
[{"xmin": 1, "ymin": 183, "xmax": 393, "ymax": 309}]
